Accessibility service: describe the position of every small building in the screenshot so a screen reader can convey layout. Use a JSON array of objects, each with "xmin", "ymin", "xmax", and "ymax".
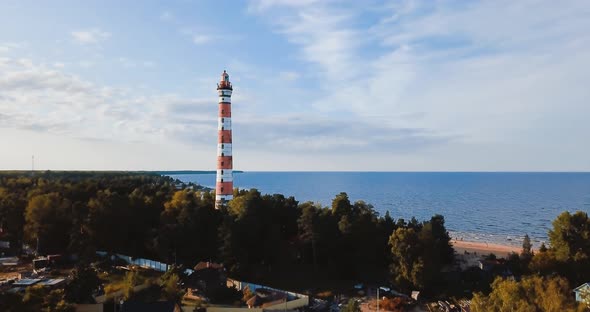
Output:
[
  {"xmin": 247, "ymin": 294, "xmax": 264, "ymax": 308},
  {"xmin": 194, "ymin": 261, "xmax": 224, "ymax": 271},
  {"xmin": 478, "ymin": 259, "xmax": 512, "ymax": 277},
  {"xmin": 478, "ymin": 259, "xmax": 500, "ymax": 272},
  {"xmin": 184, "ymin": 261, "xmax": 226, "ymax": 300},
  {"xmin": 33, "ymin": 257, "xmax": 50, "ymax": 271},
  {"xmin": 0, "ymin": 256, "xmax": 19, "ymax": 265},
  {"xmin": 246, "ymin": 289, "xmax": 289, "ymax": 309},
  {"xmin": 574, "ymin": 283, "xmax": 590, "ymax": 303}
]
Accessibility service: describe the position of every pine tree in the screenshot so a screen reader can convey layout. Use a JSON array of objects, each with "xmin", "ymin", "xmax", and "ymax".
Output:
[{"xmin": 521, "ymin": 234, "xmax": 533, "ymax": 263}]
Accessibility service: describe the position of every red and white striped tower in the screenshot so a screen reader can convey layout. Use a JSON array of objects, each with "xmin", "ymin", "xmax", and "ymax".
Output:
[{"xmin": 215, "ymin": 70, "xmax": 233, "ymax": 208}]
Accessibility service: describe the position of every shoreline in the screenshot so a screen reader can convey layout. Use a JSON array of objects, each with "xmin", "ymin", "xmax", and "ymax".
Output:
[{"xmin": 451, "ymin": 239, "xmax": 522, "ymax": 257}]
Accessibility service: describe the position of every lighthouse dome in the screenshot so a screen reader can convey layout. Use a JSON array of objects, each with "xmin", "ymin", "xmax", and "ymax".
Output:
[{"xmin": 217, "ymin": 70, "xmax": 232, "ymax": 90}]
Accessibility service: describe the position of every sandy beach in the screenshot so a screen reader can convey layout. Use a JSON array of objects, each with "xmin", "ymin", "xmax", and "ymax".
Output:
[{"xmin": 452, "ymin": 239, "xmax": 521, "ymax": 258}]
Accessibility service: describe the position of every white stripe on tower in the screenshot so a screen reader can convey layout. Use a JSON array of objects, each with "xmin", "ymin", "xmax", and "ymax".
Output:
[
  {"xmin": 218, "ymin": 117, "xmax": 231, "ymax": 131},
  {"xmin": 217, "ymin": 143, "xmax": 232, "ymax": 157}
]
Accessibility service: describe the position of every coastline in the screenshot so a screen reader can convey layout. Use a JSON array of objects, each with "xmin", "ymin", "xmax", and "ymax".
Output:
[{"xmin": 452, "ymin": 239, "xmax": 521, "ymax": 257}]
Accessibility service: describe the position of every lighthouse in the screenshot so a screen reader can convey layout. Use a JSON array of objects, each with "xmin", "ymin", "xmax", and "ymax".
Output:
[{"xmin": 215, "ymin": 70, "xmax": 233, "ymax": 208}]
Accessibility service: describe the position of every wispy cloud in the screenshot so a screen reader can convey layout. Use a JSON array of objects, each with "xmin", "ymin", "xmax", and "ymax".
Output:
[
  {"xmin": 279, "ymin": 71, "xmax": 300, "ymax": 81},
  {"xmin": 0, "ymin": 56, "xmax": 450, "ymax": 157},
  {"xmin": 117, "ymin": 57, "xmax": 157, "ymax": 68},
  {"xmin": 272, "ymin": 6, "xmax": 361, "ymax": 82},
  {"xmin": 2, "ymin": 1, "xmax": 589, "ymax": 170},
  {"xmin": 245, "ymin": 0, "xmax": 590, "ymax": 169},
  {"xmin": 71, "ymin": 28, "xmax": 111, "ymax": 44},
  {"xmin": 160, "ymin": 10, "xmax": 174, "ymax": 21},
  {"xmin": 192, "ymin": 34, "xmax": 212, "ymax": 45},
  {"xmin": 0, "ymin": 42, "xmax": 25, "ymax": 53},
  {"xmin": 248, "ymin": 0, "xmax": 322, "ymax": 12}
]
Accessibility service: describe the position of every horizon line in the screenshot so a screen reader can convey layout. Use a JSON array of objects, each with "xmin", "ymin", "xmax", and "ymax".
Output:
[{"xmin": 2, "ymin": 169, "xmax": 590, "ymax": 174}]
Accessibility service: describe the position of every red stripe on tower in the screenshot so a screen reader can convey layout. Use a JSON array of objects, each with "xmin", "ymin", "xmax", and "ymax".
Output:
[{"xmin": 215, "ymin": 70, "xmax": 234, "ymax": 208}]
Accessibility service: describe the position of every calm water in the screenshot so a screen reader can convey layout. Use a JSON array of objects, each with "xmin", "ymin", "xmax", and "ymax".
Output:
[{"xmin": 171, "ymin": 172, "xmax": 590, "ymax": 247}]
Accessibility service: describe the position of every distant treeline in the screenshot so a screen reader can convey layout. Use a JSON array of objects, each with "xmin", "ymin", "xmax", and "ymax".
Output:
[
  {"xmin": 157, "ymin": 170, "xmax": 244, "ymax": 175},
  {"xmin": 0, "ymin": 170, "xmax": 243, "ymax": 177}
]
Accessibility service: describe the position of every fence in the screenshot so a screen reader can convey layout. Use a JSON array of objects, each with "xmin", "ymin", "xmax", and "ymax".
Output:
[
  {"xmin": 96, "ymin": 251, "xmax": 169, "ymax": 272},
  {"xmin": 265, "ymin": 297, "xmax": 309, "ymax": 310},
  {"xmin": 227, "ymin": 278, "xmax": 307, "ymax": 301}
]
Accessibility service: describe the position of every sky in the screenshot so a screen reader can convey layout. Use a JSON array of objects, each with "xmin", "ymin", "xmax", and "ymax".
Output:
[{"xmin": 0, "ymin": 0, "xmax": 589, "ymax": 171}]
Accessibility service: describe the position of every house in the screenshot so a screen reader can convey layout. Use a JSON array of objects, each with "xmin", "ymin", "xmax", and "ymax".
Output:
[
  {"xmin": 246, "ymin": 289, "xmax": 288, "ymax": 309},
  {"xmin": 478, "ymin": 259, "xmax": 512, "ymax": 278},
  {"xmin": 478, "ymin": 259, "xmax": 500, "ymax": 272},
  {"xmin": 194, "ymin": 261, "xmax": 224, "ymax": 271},
  {"xmin": 33, "ymin": 257, "xmax": 50, "ymax": 271},
  {"xmin": 184, "ymin": 262, "xmax": 226, "ymax": 299},
  {"xmin": 574, "ymin": 283, "xmax": 590, "ymax": 303}
]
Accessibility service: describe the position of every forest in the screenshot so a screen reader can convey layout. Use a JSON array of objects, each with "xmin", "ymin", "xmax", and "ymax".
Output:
[
  {"xmin": 1, "ymin": 171, "xmax": 590, "ymax": 311},
  {"xmin": 0, "ymin": 171, "xmax": 452, "ymax": 291}
]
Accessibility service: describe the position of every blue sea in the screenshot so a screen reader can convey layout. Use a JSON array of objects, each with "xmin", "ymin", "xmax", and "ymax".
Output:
[{"xmin": 171, "ymin": 172, "xmax": 590, "ymax": 247}]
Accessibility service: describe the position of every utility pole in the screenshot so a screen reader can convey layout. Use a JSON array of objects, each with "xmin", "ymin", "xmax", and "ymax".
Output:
[{"xmin": 376, "ymin": 287, "xmax": 379, "ymax": 312}]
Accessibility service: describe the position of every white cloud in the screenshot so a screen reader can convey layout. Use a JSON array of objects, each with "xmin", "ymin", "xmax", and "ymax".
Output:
[
  {"xmin": 0, "ymin": 56, "xmax": 450, "ymax": 171},
  {"xmin": 278, "ymin": 71, "xmax": 300, "ymax": 81},
  {"xmin": 0, "ymin": 42, "xmax": 24, "ymax": 53},
  {"xmin": 2, "ymin": 1, "xmax": 589, "ymax": 171},
  {"xmin": 117, "ymin": 57, "xmax": 157, "ymax": 68},
  {"xmin": 276, "ymin": 7, "xmax": 360, "ymax": 82},
  {"xmin": 247, "ymin": 0, "xmax": 590, "ymax": 170},
  {"xmin": 71, "ymin": 28, "xmax": 111, "ymax": 44},
  {"xmin": 192, "ymin": 34, "xmax": 211, "ymax": 45},
  {"xmin": 248, "ymin": 0, "xmax": 322, "ymax": 12},
  {"xmin": 160, "ymin": 11, "xmax": 174, "ymax": 21},
  {"xmin": 78, "ymin": 61, "xmax": 95, "ymax": 68}
]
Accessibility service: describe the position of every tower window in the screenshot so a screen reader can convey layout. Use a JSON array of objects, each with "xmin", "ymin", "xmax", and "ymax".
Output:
[
  {"xmin": 221, "ymin": 178, "xmax": 224, "ymax": 182},
  {"xmin": 221, "ymin": 162, "xmax": 224, "ymax": 166},
  {"xmin": 221, "ymin": 118, "xmax": 224, "ymax": 122},
  {"xmin": 221, "ymin": 187, "xmax": 224, "ymax": 192},
  {"xmin": 221, "ymin": 153, "xmax": 224, "ymax": 156},
  {"xmin": 221, "ymin": 170, "xmax": 224, "ymax": 174}
]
